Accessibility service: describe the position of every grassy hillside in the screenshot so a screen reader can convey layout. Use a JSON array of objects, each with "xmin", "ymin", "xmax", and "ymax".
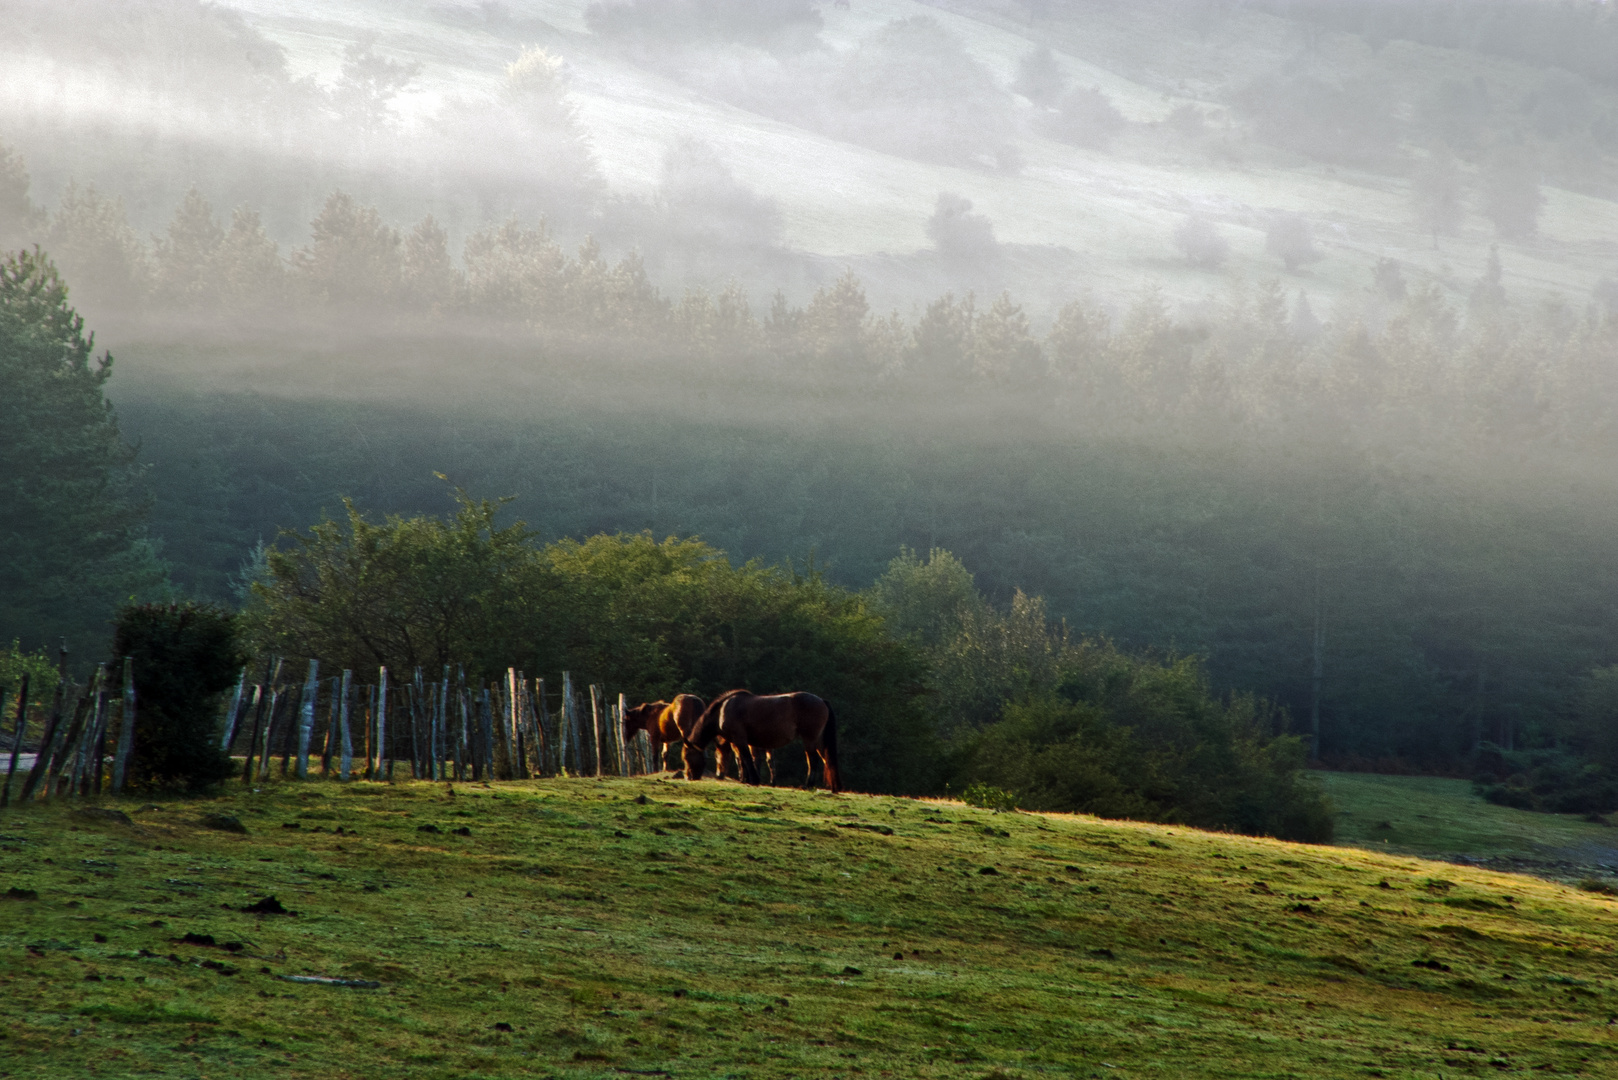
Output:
[
  {"xmin": 1319, "ymin": 772, "xmax": 1618, "ymax": 880},
  {"xmin": 3, "ymin": 777, "xmax": 1616, "ymax": 1078}
]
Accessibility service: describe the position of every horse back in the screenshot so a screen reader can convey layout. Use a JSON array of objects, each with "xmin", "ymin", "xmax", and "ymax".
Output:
[{"xmin": 663, "ymin": 694, "xmax": 706, "ymax": 741}]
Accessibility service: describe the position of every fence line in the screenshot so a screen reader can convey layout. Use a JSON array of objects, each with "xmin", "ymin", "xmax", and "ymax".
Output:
[{"xmin": 0, "ymin": 656, "xmax": 669, "ymax": 811}]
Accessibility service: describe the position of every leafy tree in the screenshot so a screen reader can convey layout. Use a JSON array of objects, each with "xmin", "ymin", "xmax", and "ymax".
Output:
[
  {"xmin": 926, "ymin": 193, "xmax": 996, "ymax": 262},
  {"xmin": 0, "ymin": 249, "xmax": 167, "ymax": 652},
  {"xmin": 834, "ymin": 16, "xmax": 1013, "ymax": 165},
  {"xmin": 113, "ymin": 602, "xmax": 243, "ymax": 791},
  {"xmin": 1012, "ymin": 45, "xmax": 1065, "ymax": 105},
  {"xmin": 868, "ymin": 547, "xmax": 986, "ymax": 652},
  {"xmin": 1265, "ymin": 212, "xmax": 1322, "ymax": 273},
  {"xmin": 248, "ymin": 490, "xmax": 546, "ymax": 677},
  {"xmin": 1047, "ymin": 85, "xmax": 1126, "ymax": 150},
  {"xmin": 1480, "ymin": 153, "xmax": 1544, "ymax": 240},
  {"xmin": 1173, "ymin": 213, "xmax": 1230, "ymax": 270},
  {"xmin": 656, "ymin": 137, "xmax": 782, "ymax": 251},
  {"xmin": 330, "ymin": 34, "xmax": 423, "ymax": 137},
  {"xmin": 1410, "ymin": 148, "xmax": 1463, "ymax": 247}
]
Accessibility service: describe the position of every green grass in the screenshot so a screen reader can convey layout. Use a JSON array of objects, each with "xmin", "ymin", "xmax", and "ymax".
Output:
[
  {"xmin": 1317, "ymin": 772, "xmax": 1618, "ymax": 871},
  {"xmin": 2, "ymin": 776, "xmax": 1617, "ymax": 1078}
]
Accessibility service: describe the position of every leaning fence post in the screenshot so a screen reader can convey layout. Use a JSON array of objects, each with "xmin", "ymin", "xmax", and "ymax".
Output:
[
  {"xmin": 1, "ymin": 673, "xmax": 29, "ymax": 809},
  {"xmin": 111, "ymin": 658, "xmax": 136, "ymax": 795},
  {"xmin": 616, "ymin": 693, "xmax": 631, "ymax": 777},
  {"xmin": 220, "ymin": 667, "xmax": 247, "ymax": 751}
]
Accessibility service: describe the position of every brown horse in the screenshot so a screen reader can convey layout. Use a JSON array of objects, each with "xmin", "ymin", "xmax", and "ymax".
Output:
[
  {"xmin": 685, "ymin": 690, "xmax": 840, "ymax": 792},
  {"xmin": 622, "ymin": 695, "xmax": 707, "ymax": 777}
]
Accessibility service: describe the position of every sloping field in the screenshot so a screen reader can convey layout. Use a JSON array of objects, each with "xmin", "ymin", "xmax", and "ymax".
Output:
[
  {"xmin": 1, "ymin": 777, "xmax": 1615, "ymax": 1078},
  {"xmin": 1320, "ymin": 772, "xmax": 1618, "ymax": 882}
]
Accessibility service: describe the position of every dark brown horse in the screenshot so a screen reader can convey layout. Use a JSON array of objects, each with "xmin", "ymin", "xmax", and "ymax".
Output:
[
  {"xmin": 685, "ymin": 690, "xmax": 840, "ymax": 792},
  {"xmin": 622, "ymin": 695, "xmax": 707, "ymax": 777}
]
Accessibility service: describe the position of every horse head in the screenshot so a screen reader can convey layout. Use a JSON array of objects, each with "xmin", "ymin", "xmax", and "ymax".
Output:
[{"xmin": 622, "ymin": 700, "xmax": 668, "ymax": 742}]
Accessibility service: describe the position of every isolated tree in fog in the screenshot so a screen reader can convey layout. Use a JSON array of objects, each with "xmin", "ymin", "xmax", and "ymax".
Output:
[
  {"xmin": 927, "ymin": 193, "xmax": 996, "ymax": 262},
  {"xmin": 1012, "ymin": 45, "xmax": 1065, "ymax": 106},
  {"xmin": 0, "ymin": 249, "xmax": 165, "ymax": 649},
  {"xmin": 1047, "ymin": 86, "xmax": 1126, "ymax": 150},
  {"xmin": 656, "ymin": 138, "xmax": 782, "ymax": 251},
  {"xmin": 1481, "ymin": 153, "xmax": 1544, "ymax": 240},
  {"xmin": 1410, "ymin": 148, "xmax": 1463, "ymax": 248},
  {"xmin": 1264, "ymin": 212, "xmax": 1322, "ymax": 273},
  {"xmin": 1173, "ymin": 213, "xmax": 1230, "ymax": 270}
]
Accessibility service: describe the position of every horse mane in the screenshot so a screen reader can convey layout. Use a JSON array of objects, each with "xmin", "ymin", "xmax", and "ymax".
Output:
[{"xmin": 689, "ymin": 688, "xmax": 748, "ymax": 747}]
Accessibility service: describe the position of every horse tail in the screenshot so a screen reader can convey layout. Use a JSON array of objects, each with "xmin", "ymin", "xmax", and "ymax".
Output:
[
  {"xmin": 690, "ymin": 689, "xmax": 745, "ymax": 748},
  {"xmin": 821, "ymin": 700, "xmax": 841, "ymax": 794}
]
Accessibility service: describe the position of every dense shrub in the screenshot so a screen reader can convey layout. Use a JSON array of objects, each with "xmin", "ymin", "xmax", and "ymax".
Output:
[
  {"xmin": 246, "ymin": 494, "xmax": 937, "ymax": 794},
  {"xmin": 871, "ymin": 548, "xmax": 1331, "ymax": 840},
  {"xmin": 954, "ymin": 656, "xmax": 1333, "ymax": 842},
  {"xmin": 112, "ymin": 603, "xmax": 243, "ymax": 792}
]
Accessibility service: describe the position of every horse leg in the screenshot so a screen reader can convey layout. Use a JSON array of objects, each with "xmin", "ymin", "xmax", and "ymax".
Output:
[
  {"xmin": 803, "ymin": 748, "xmax": 816, "ymax": 789},
  {"xmin": 738, "ymin": 745, "xmax": 761, "ymax": 785}
]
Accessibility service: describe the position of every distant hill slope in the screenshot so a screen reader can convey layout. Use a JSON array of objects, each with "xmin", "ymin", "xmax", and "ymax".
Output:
[
  {"xmin": 5, "ymin": 0, "xmax": 1614, "ymax": 318},
  {"xmin": 3, "ymin": 776, "xmax": 1616, "ymax": 1077}
]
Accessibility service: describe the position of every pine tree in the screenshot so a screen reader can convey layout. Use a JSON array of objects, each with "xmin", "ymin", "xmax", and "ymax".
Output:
[
  {"xmin": 153, "ymin": 187, "xmax": 225, "ymax": 308},
  {"xmin": 973, "ymin": 292, "xmax": 1043, "ymax": 382},
  {"xmin": 0, "ymin": 249, "xmax": 167, "ymax": 651},
  {"xmin": 43, "ymin": 183, "xmax": 149, "ymax": 314},
  {"xmin": 401, "ymin": 215, "xmax": 462, "ymax": 313},
  {"xmin": 0, "ymin": 141, "xmax": 45, "ymax": 250},
  {"xmin": 294, "ymin": 191, "xmax": 402, "ymax": 307},
  {"xmin": 213, "ymin": 207, "xmax": 286, "ymax": 311}
]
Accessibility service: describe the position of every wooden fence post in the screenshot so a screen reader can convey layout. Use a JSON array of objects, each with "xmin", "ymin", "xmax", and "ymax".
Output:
[
  {"xmin": 589, "ymin": 685, "xmax": 605, "ymax": 777},
  {"xmin": 1, "ymin": 673, "xmax": 29, "ymax": 809},
  {"xmin": 338, "ymin": 670, "xmax": 354, "ymax": 781},
  {"xmin": 616, "ymin": 693, "xmax": 631, "ymax": 777},
  {"xmin": 479, "ymin": 687, "xmax": 494, "ymax": 780},
  {"xmin": 376, "ymin": 667, "xmax": 389, "ymax": 781},
  {"xmin": 295, "ymin": 666, "xmax": 319, "ymax": 779},
  {"xmin": 560, "ymin": 672, "xmax": 576, "ymax": 776},
  {"xmin": 111, "ymin": 658, "xmax": 135, "ymax": 795},
  {"xmin": 20, "ymin": 671, "xmax": 69, "ymax": 803},
  {"xmin": 220, "ymin": 667, "xmax": 247, "ymax": 750}
]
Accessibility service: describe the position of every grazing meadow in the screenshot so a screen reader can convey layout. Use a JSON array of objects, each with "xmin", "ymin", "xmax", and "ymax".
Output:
[{"xmin": 2, "ymin": 776, "xmax": 1615, "ymax": 1078}]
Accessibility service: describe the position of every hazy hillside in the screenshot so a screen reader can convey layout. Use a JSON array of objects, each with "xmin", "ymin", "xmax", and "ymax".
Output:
[{"xmin": 5, "ymin": 0, "xmax": 1616, "ymax": 318}]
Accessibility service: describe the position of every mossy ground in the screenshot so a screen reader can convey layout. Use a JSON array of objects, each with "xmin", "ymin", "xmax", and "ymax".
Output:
[{"xmin": 1, "ymin": 776, "xmax": 1615, "ymax": 1078}]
